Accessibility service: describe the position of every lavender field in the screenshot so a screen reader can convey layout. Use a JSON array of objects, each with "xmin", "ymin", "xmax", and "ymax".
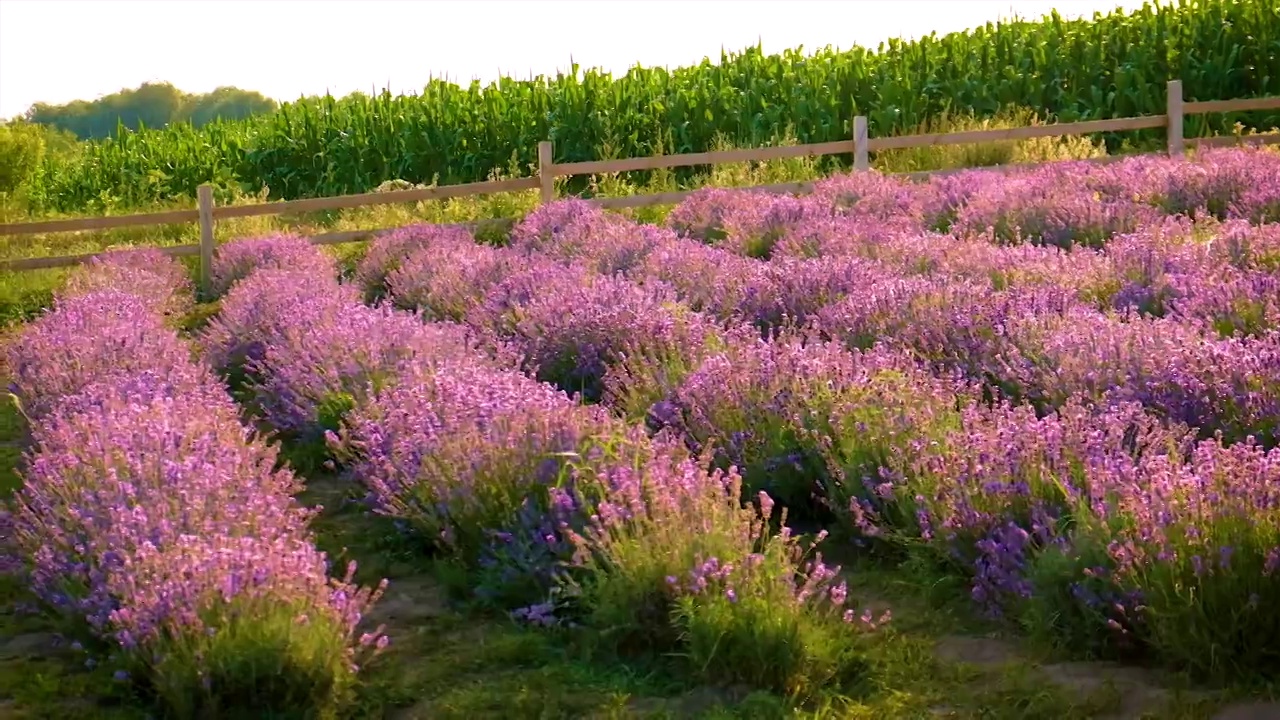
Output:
[{"xmin": 4, "ymin": 147, "xmax": 1280, "ymax": 718}]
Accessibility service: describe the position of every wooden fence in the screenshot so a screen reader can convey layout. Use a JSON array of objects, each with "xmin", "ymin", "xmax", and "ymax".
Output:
[{"xmin": 1, "ymin": 79, "xmax": 1278, "ymax": 294}]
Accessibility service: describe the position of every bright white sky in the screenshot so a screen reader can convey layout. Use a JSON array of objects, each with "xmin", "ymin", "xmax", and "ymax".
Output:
[{"xmin": 0, "ymin": 0, "xmax": 1150, "ymax": 120}]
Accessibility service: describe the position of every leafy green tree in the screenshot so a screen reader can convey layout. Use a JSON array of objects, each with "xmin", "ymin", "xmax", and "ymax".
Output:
[
  {"xmin": 0, "ymin": 120, "xmax": 46, "ymax": 194},
  {"xmin": 177, "ymin": 86, "xmax": 277, "ymax": 126},
  {"xmin": 25, "ymin": 83, "xmax": 277, "ymax": 139}
]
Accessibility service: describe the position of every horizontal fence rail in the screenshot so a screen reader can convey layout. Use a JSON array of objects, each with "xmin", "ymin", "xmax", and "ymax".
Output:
[
  {"xmin": 0, "ymin": 244, "xmax": 201, "ymax": 273},
  {"xmin": 1, "ymin": 79, "xmax": 1278, "ymax": 292},
  {"xmin": 0, "ymin": 209, "xmax": 202, "ymax": 238},
  {"xmin": 208, "ymin": 177, "xmax": 541, "ymax": 221}
]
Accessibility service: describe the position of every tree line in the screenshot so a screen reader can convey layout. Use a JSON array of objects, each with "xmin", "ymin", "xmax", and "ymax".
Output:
[{"xmin": 21, "ymin": 82, "xmax": 278, "ymax": 139}]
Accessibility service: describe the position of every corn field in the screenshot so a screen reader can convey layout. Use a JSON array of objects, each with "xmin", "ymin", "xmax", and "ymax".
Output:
[{"xmin": 23, "ymin": 0, "xmax": 1280, "ymax": 213}]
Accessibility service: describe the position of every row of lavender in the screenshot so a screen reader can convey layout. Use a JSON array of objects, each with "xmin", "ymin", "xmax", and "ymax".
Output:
[
  {"xmin": 1, "ymin": 250, "xmax": 388, "ymax": 716},
  {"xmin": 372, "ymin": 158, "xmax": 1280, "ymax": 449},
  {"xmin": 647, "ymin": 214, "xmax": 1280, "ymax": 448},
  {"xmin": 352, "ymin": 147, "xmax": 1280, "ymax": 678},
  {"xmin": 195, "ymin": 236, "xmax": 886, "ymax": 697}
]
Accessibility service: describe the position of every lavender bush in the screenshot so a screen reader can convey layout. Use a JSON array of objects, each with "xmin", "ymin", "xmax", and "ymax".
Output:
[
  {"xmin": 769, "ymin": 214, "xmax": 924, "ymax": 260},
  {"xmin": 356, "ymin": 223, "xmax": 478, "ymax": 300},
  {"xmin": 12, "ymin": 382, "xmax": 312, "ymax": 639},
  {"xmin": 1154, "ymin": 147, "xmax": 1280, "ymax": 220},
  {"xmin": 951, "ymin": 163, "xmax": 1161, "ymax": 249},
  {"xmin": 386, "ymin": 241, "xmax": 513, "ymax": 320},
  {"xmin": 1171, "ymin": 268, "xmax": 1280, "ymax": 338},
  {"xmin": 1088, "ymin": 217, "xmax": 1215, "ymax": 317},
  {"xmin": 508, "ymin": 197, "xmax": 671, "ymax": 275},
  {"xmin": 6, "ymin": 290, "xmax": 200, "ymax": 421},
  {"xmin": 627, "ymin": 238, "xmax": 761, "ymax": 319},
  {"xmin": 734, "ymin": 255, "xmax": 901, "ymax": 332},
  {"xmin": 508, "ymin": 197, "xmax": 616, "ymax": 251},
  {"xmin": 210, "ymin": 232, "xmax": 339, "ymax": 297},
  {"xmin": 463, "ymin": 255, "xmax": 593, "ymax": 339},
  {"xmin": 198, "ymin": 268, "xmax": 357, "ymax": 383},
  {"xmin": 329, "ymin": 360, "xmax": 653, "ymax": 605},
  {"xmin": 121, "ymin": 535, "xmax": 387, "ymax": 717},
  {"xmin": 886, "ymin": 401, "xmax": 1189, "ymax": 613},
  {"xmin": 61, "ymin": 248, "xmax": 195, "ymax": 317},
  {"xmin": 500, "ymin": 272, "xmax": 716, "ymax": 402},
  {"xmin": 7, "ymin": 289, "xmax": 388, "ymax": 716},
  {"xmin": 817, "ymin": 281, "xmax": 1083, "ymax": 402},
  {"xmin": 1070, "ymin": 435, "xmax": 1280, "ymax": 677},
  {"xmin": 560, "ymin": 456, "xmax": 884, "ymax": 697},
  {"xmin": 808, "ymin": 169, "xmax": 929, "ymax": 225},
  {"xmin": 10, "ymin": 386, "xmax": 388, "ymax": 715},
  {"xmin": 1206, "ymin": 220, "xmax": 1280, "ymax": 272},
  {"xmin": 1014, "ymin": 309, "xmax": 1280, "ymax": 445},
  {"xmin": 246, "ymin": 301, "xmax": 486, "ymax": 438},
  {"xmin": 529, "ymin": 218, "xmax": 672, "ymax": 276},
  {"xmin": 656, "ymin": 333, "xmax": 967, "ymax": 519},
  {"xmin": 668, "ymin": 188, "xmax": 811, "ymax": 258}
]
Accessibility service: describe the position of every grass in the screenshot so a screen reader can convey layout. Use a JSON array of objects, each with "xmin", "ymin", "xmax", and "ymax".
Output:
[{"xmin": 868, "ymin": 106, "xmax": 1109, "ymax": 174}]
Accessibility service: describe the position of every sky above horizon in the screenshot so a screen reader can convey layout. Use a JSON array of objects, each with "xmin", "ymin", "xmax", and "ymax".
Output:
[{"xmin": 0, "ymin": 0, "xmax": 1151, "ymax": 120}]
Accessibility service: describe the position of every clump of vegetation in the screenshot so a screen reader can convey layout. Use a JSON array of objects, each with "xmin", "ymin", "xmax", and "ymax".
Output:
[{"xmin": 872, "ymin": 105, "xmax": 1109, "ymax": 174}]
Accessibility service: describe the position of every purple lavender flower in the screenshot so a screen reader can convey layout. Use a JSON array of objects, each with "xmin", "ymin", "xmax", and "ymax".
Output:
[
  {"xmin": 1155, "ymin": 147, "xmax": 1280, "ymax": 221},
  {"xmin": 7, "ymin": 275, "xmax": 388, "ymax": 711},
  {"xmin": 356, "ymin": 223, "xmax": 478, "ymax": 300},
  {"xmin": 6, "ymin": 290, "xmax": 200, "ymax": 421},
  {"xmin": 11, "ymin": 378, "xmax": 311, "ymax": 633},
  {"xmin": 808, "ymin": 169, "xmax": 930, "ymax": 226},
  {"xmin": 330, "ymin": 359, "xmax": 658, "ymax": 602},
  {"xmin": 210, "ymin": 232, "xmax": 338, "ymax": 297},
  {"xmin": 951, "ymin": 162, "xmax": 1162, "ymax": 249},
  {"xmin": 246, "ymin": 302, "xmax": 489, "ymax": 437},
  {"xmin": 497, "ymin": 271, "xmax": 717, "ymax": 402},
  {"xmin": 61, "ymin": 248, "xmax": 195, "ymax": 317},
  {"xmin": 198, "ymin": 268, "xmax": 358, "ymax": 379},
  {"xmin": 667, "ymin": 188, "xmax": 813, "ymax": 258},
  {"xmin": 660, "ymin": 331, "xmax": 968, "ymax": 515},
  {"xmin": 386, "ymin": 242, "xmax": 514, "ymax": 321}
]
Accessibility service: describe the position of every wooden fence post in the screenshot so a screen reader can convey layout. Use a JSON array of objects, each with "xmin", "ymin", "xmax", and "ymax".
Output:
[
  {"xmin": 197, "ymin": 184, "xmax": 215, "ymax": 297},
  {"xmin": 538, "ymin": 141, "xmax": 555, "ymax": 204},
  {"xmin": 853, "ymin": 116, "xmax": 869, "ymax": 171},
  {"xmin": 1167, "ymin": 80, "xmax": 1184, "ymax": 159}
]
